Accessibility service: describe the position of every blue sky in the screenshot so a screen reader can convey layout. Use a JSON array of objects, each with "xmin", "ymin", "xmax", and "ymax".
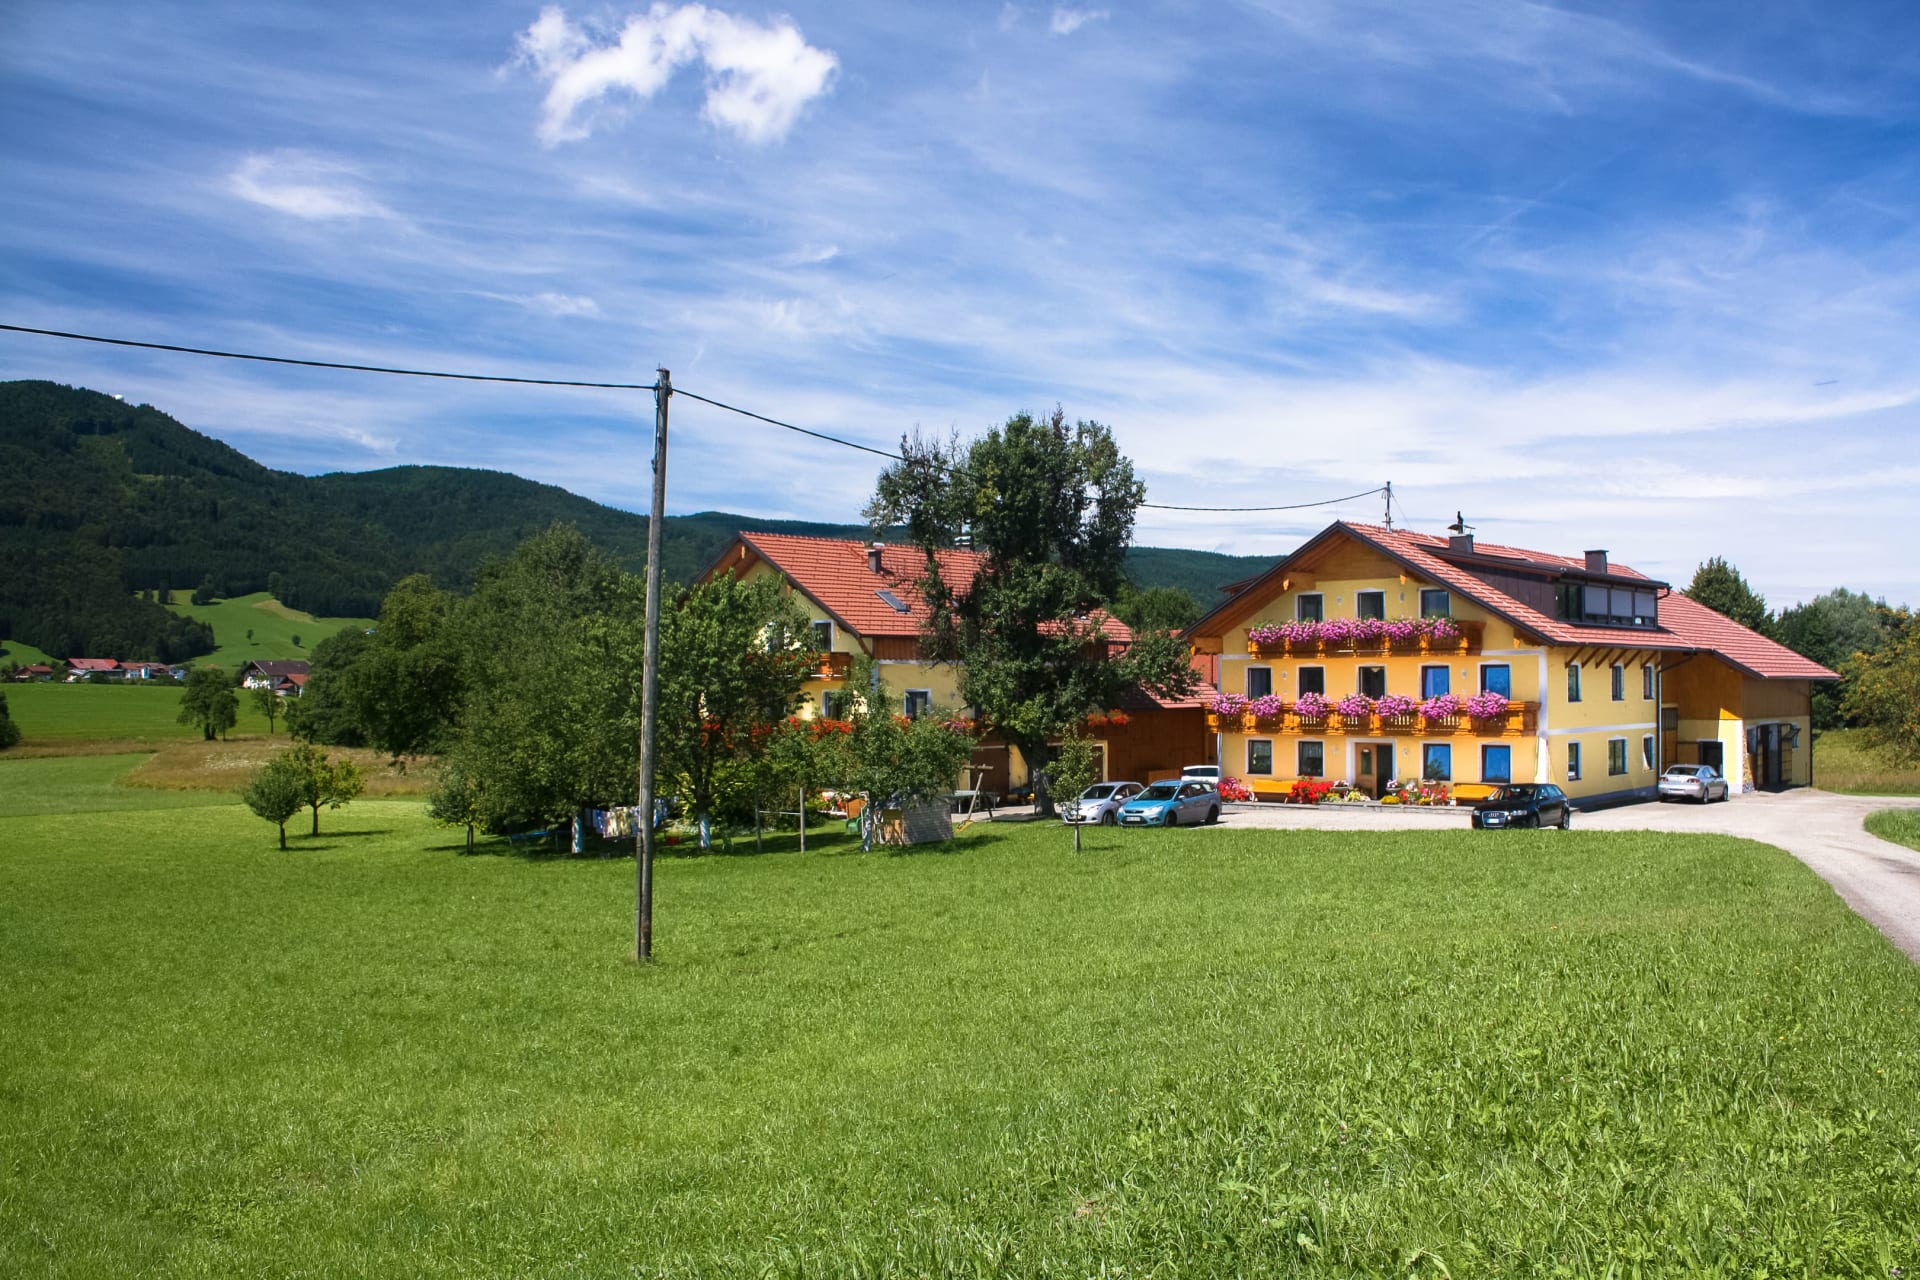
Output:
[{"xmin": 5, "ymin": 1, "xmax": 1919, "ymax": 608}]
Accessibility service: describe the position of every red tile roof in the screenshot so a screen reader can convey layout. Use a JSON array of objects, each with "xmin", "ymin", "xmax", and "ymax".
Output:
[
  {"xmin": 1194, "ymin": 521, "xmax": 1837, "ymax": 682},
  {"xmin": 66, "ymin": 657, "xmax": 119, "ymax": 671},
  {"xmin": 715, "ymin": 533, "xmax": 1134, "ymax": 645}
]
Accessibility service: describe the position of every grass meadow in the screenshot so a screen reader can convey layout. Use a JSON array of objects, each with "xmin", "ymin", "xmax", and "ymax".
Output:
[
  {"xmin": 3, "ymin": 756, "xmax": 1918, "ymax": 1277},
  {"xmin": 164, "ymin": 590, "xmax": 374, "ymax": 668},
  {"xmin": 3, "ymin": 681, "xmax": 280, "ymax": 745},
  {"xmin": 1866, "ymin": 807, "xmax": 1920, "ymax": 854},
  {"xmin": 1, "ymin": 635, "xmax": 58, "ymax": 667},
  {"xmin": 1815, "ymin": 728, "xmax": 1920, "ymax": 796}
]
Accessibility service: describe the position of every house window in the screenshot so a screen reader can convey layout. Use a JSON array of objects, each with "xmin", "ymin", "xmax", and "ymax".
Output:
[
  {"xmin": 810, "ymin": 619, "xmax": 833, "ymax": 651},
  {"xmin": 1422, "ymin": 743, "xmax": 1452, "ymax": 782},
  {"xmin": 1643, "ymin": 664, "xmax": 1655, "ymax": 700},
  {"xmin": 1419, "ymin": 665, "xmax": 1451, "ymax": 698},
  {"xmin": 1567, "ymin": 741, "xmax": 1582, "ymax": 781},
  {"xmin": 1482, "ymin": 744, "xmax": 1512, "ymax": 783},
  {"xmin": 1567, "ymin": 663, "xmax": 1582, "ymax": 703},
  {"xmin": 1419, "ymin": 589, "xmax": 1451, "ymax": 618},
  {"xmin": 1611, "ymin": 663, "xmax": 1625, "ymax": 701},
  {"xmin": 904, "ymin": 690, "xmax": 932, "ymax": 720},
  {"xmin": 822, "ymin": 691, "xmax": 851, "ymax": 720},
  {"xmin": 1246, "ymin": 666, "xmax": 1273, "ymax": 699},
  {"xmin": 1356, "ymin": 590, "xmax": 1385, "ymax": 620},
  {"xmin": 1297, "ymin": 741, "xmax": 1325, "ymax": 777},
  {"xmin": 1480, "ymin": 664, "xmax": 1511, "ymax": 697},
  {"xmin": 1608, "ymin": 737, "xmax": 1628, "ymax": 776},
  {"xmin": 1247, "ymin": 740, "xmax": 1274, "ymax": 775},
  {"xmin": 1642, "ymin": 735, "xmax": 1655, "ymax": 770},
  {"xmin": 1297, "ymin": 666, "xmax": 1326, "ymax": 696},
  {"xmin": 1358, "ymin": 666, "xmax": 1387, "ymax": 698},
  {"xmin": 1296, "ymin": 593, "xmax": 1324, "ymax": 622}
]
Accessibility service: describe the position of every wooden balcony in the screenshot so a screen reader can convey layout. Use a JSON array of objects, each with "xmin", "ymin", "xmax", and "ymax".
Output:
[
  {"xmin": 1206, "ymin": 700, "xmax": 1537, "ymax": 738},
  {"xmin": 808, "ymin": 651, "xmax": 853, "ymax": 681},
  {"xmin": 1248, "ymin": 619, "xmax": 1486, "ymax": 659}
]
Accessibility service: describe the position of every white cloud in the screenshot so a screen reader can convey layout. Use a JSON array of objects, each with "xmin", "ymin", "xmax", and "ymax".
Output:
[
  {"xmin": 515, "ymin": 3, "xmax": 837, "ymax": 146},
  {"xmin": 520, "ymin": 291, "xmax": 602, "ymax": 317},
  {"xmin": 227, "ymin": 152, "xmax": 389, "ymax": 220},
  {"xmin": 1049, "ymin": 8, "xmax": 1109, "ymax": 36}
]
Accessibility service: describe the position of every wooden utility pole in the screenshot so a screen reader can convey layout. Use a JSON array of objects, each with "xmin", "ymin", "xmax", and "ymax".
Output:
[{"xmin": 637, "ymin": 368, "xmax": 670, "ymax": 961}]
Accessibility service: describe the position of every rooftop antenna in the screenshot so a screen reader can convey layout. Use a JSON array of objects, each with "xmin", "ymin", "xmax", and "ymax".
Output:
[{"xmin": 1383, "ymin": 482, "xmax": 1393, "ymax": 530}]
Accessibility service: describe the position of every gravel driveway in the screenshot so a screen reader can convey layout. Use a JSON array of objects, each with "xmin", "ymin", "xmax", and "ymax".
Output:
[{"xmin": 1207, "ymin": 789, "xmax": 1920, "ymax": 962}]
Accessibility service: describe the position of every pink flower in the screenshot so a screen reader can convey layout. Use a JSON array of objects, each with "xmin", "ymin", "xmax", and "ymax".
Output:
[
  {"xmin": 1418, "ymin": 693, "xmax": 1462, "ymax": 719},
  {"xmin": 1336, "ymin": 693, "xmax": 1374, "ymax": 718},
  {"xmin": 1210, "ymin": 692, "xmax": 1248, "ymax": 716},
  {"xmin": 1375, "ymin": 693, "xmax": 1418, "ymax": 718},
  {"xmin": 1293, "ymin": 691, "xmax": 1332, "ymax": 719},
  {"xmin": 1464, "ymin": 691, "xmax": 1510, "ymax": 719},
  {"xmin": 1248, "ymin": 693, "xmax": 1284, "ymax": 717}
]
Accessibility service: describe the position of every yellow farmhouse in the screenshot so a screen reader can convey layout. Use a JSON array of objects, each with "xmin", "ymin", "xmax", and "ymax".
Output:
[
  {"xmin": 1186, "ymin": 522, "xmax": 1838, "ymax": 805},
  {"xmin": 701, "ymin": 531, "xmax": 1214, "ymax": 795}
]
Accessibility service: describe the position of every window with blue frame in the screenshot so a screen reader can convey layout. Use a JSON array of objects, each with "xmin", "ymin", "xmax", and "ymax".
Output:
[
  {"xmin": 1422, "ymin": 742, "xmax": 1452, "ymax": 781},
  {"xmin": 1480, "ymin": 664, "xmax": 1511, "ymax": 697},
  {"xmin": 1420, "ymin": 665, "xmax": 1451, "ymax": 698},
  {"xmin": 1482, "ymin": 744, "xmax": 1512, "ymax": 783}
]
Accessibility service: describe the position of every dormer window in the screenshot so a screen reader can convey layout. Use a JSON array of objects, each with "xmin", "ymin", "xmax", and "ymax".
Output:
[{"xmin": 1556, "ymin": 581, "xmax": 1658, "ymax": 627}]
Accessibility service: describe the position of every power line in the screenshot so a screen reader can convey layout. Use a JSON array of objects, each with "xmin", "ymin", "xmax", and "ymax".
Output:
[
  {"xmin": 1, "ymin": 320, "xmax": 1391, "ymax": 517},
  {"xmin": 0, "ymin": 323, "xmax": 659, "ymax": 390},
  {"xmin": 672, "ymin": 386, "xmax": 905, "ymax": 462},
  {"xmin": 1139, "ymin": 486, "xmax": 1383, "ymax": 514}
]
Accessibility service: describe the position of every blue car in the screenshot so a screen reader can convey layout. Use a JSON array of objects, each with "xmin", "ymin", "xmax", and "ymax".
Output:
[{"xmin": 1118, "ymin": 780, "xmax": 1220, "ymax": 827}]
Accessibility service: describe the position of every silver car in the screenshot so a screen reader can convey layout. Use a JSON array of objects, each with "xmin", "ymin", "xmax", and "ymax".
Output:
[
  {"xmin": 1657, "ymin": 764, "xmax": 1729, "ymax": 803},
  {"xmin": 1064, "ymin": 781, "xmax": 1143, "ymax": 825}
]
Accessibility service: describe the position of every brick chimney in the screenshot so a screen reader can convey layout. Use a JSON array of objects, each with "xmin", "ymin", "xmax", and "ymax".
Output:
[
  {"xmin": 867, "ymin": 541, "xmax": 884, "ymax": 574},
  {"xmin": 1585, "ymin": 549, "xmax": 1608, "ymax": 574},
  {"xmin": 1448, "ymin": 534, "xmax": 1474, "ymax": 554}
]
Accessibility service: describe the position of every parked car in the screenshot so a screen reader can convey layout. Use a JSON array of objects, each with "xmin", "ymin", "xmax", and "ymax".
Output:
[
  {"xmin": 1657, "ymin": 764, "xmax": 1729, "ymax": 803},
  {"xmin": 1119, "ymin": 780, "xmax": 1221, "ymax": 827},
  {"xmin": 1470, "ymin": 783, "xmax": 1574, "ymax": 830},
  {"xmin": 1063, "ymin": 781, "xmax": 1143, "ymax": 825},
  {"xmin": 1180, "ymin": 764, "xmax": 1221, "ymax": 788}
]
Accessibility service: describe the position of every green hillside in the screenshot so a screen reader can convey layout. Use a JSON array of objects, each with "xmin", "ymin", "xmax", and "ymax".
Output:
[
  {"xmin": 164, "ymin": 591, "xmax": 375, "ymax": 668},
  {"xmin": 0, "ymin": 380, "xmax": 1283, "ymax": 658}
]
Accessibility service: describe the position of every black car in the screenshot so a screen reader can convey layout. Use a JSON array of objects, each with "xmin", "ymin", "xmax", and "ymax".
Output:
[{"xmin": 1470, "ymin": 783, "xmax": 1574, "ymax": 830}]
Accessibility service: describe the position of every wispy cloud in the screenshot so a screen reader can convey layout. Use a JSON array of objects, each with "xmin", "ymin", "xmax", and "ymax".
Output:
[
  {"xmin": 227, "ymin": 152, "xmax": 390, "ymax": 220},
  {"xmin": 1050, "ymin": 8, "xmax": 1109, "ymax": 36},
  {"xmin": 515, "ymin": 3, "xmax": 838, "ymax": 145},
  {"xmin": 487, "ymin": 291, "xmax": 603, "ymax": 317}
]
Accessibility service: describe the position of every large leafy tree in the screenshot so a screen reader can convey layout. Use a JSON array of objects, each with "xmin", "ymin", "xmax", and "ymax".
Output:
[
  {"xmin": 866, "ymin": 408, "xmax": 1196, "ymax": 814},
  {"xmin": 1774, "ymin": 588, "xmax": 1889, "ymax": 729},
  {"xmin": 656, "ymin": 569, "xmax": 817, "ymax": 842},
  {"xmin": 1840, "ymin": 606, "xmax": 1920, "ymax": 766},
  {"xmin": 449, "ymin": 524, "xmax": 645, "ymax": 840},
  {"xmin": 176, "ymin": 665, "xmax": 238, "ymax": 741},
  {"xmin": 1684, "ymin": 557, "xmax": 1772, "ymax": 634},
  {"xmin": 344, "ymin": 574, "xmax": 464, "ymax": 765}
]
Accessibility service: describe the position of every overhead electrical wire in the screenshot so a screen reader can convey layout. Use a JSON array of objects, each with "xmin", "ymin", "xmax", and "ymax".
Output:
[{"xmin": 1, "ymin": 320, "xmax": 1387, "ymax": 516}]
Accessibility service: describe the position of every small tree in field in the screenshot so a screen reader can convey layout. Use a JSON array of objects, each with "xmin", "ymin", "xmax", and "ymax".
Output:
[
  {"xmin": 177, "ymin": 666, "xmax": 238, "ymax": 741},
  {"xmin": 1047, "ymin": 733, "xmax": 1102, "ymax": 851},
  {"xmin": 428, "ymin": 760, "xmax": 485, "ymax": 853},
  {"xmin": 243, "ymin": 754, "xmax": 307, "ymax": 849},
  {"xmin": 285, "ymin": 743, "xmax": 365, "ymax": 835},
  {"xmin": 0, "ymin": 691, "xmax": 21, "ymax": 751},
  {"xmin": 250, "ymin": 684, "xmax": 281, "ymax": 735}
]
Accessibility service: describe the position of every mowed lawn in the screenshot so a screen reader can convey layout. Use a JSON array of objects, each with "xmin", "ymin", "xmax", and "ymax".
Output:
[
  {"xmin": 4, "ymin": 681, "xmax": 279, "ymax": 743},
  {"xmin": 3, "ymin": 763, "xmax": 1918, "ymax": 1276}
]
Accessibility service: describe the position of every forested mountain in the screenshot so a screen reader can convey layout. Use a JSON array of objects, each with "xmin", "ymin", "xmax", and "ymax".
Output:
[{"xmin": 0, "ymin": 380, "xmax": 1275, "ymax": 659}]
